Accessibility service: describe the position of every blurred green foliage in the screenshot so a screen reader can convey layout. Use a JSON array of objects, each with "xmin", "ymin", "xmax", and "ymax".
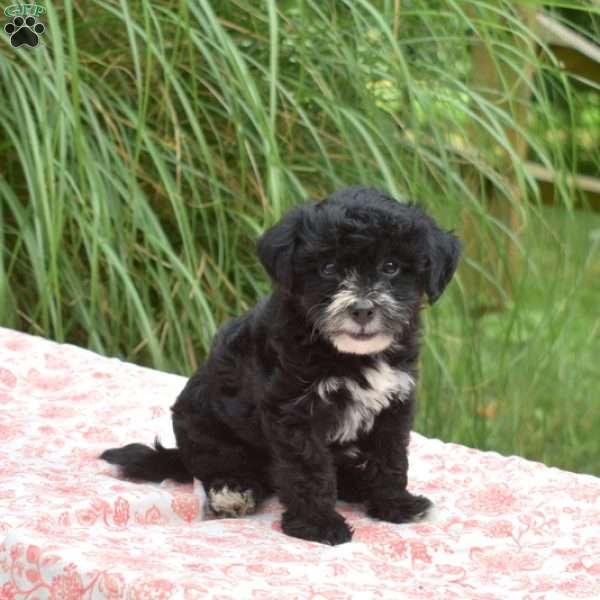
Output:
[{"xmin": 0, "ymin": 0, "xmax": 599, "ymax": 474}]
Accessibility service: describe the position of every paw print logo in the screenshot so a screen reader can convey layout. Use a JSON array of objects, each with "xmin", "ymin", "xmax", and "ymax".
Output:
[{"xmin": 4, "ymin": 15, "xmax": 45, "ymax": 48}]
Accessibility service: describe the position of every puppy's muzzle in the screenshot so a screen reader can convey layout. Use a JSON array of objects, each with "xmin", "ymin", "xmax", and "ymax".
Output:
[{"xmin": 349, "ymin": 299, "xmax": 376, "ymax": 327}]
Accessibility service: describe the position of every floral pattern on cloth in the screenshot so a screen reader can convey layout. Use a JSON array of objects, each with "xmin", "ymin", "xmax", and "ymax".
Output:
[{"xmin": 0, "ymin": 326, "xmax": 599, "ymax": 599}]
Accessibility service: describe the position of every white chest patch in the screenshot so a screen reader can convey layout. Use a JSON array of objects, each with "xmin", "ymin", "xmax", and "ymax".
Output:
[{"xmin": 320, "ymin": 361, "xmax": 415, "ymax": 444}]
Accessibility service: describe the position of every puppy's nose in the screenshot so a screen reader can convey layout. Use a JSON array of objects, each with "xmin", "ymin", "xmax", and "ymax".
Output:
[{"xmin": 349, "ymin": 299, "xmax": 375, "ymax": 326}]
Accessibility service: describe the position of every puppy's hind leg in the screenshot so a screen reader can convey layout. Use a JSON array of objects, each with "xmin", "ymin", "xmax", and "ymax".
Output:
[{"xmin": 176, "ymin": 428, "xmax": 272, "ymax": 518}]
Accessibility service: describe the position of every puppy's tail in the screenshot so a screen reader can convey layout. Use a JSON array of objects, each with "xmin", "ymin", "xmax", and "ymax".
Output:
[{"xmin": 99, "ymin": 438, "xmax": 192, "ymax": 483}]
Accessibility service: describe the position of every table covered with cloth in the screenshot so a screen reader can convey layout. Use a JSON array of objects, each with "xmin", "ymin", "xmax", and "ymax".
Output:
[{"xmin": 1, "ymin": 327, "xmax": 599, "ymax": 599}]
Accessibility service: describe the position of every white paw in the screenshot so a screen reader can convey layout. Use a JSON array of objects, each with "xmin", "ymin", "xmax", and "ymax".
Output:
[{"xmin": 208, "ymin": 485, "xmax": 256, "ymax": 517}]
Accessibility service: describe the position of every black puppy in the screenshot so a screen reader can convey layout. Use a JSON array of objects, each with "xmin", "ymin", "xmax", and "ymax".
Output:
[{"xmin": 101, "ymin": 186, "xmax": 461, "ymax": 545}]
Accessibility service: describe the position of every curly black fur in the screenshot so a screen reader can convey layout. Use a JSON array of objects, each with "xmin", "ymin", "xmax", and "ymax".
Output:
[{"xmin": 100, "ymin": 186, "xmax": 461, "ymax": 545}]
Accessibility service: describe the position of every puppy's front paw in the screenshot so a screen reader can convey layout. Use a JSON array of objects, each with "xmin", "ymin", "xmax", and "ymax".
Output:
[
  {"xmin": 368, "ymin": 492, "xmax": 432, "ymax": 524},
  {"xmin": 281, "ymin": 510, "xmax": 353, "ymax": 545}
]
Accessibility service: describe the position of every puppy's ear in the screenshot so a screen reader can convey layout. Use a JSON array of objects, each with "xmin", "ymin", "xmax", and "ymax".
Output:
[
  {"xmin": 257, "ymin": 206, "xmax": 304, "ymax": 292},
  {"xmin": 423, "ymin": 226, "xmax": 462, "ymax": 304}
]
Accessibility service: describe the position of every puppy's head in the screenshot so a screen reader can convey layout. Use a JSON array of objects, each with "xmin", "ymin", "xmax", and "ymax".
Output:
[{"xmin": 257, "ymin": 187, "xmax": 461, "ymax": 355}]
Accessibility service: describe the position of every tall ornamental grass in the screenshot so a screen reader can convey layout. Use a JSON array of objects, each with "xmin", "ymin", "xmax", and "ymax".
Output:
[{"xmin": 1, "ymin": 1, "xmax": 599, "ymax": 473}]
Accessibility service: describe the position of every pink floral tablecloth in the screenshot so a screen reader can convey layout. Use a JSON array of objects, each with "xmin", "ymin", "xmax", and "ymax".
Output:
[{"xmin": 1, "ymin": 327, "xmax": 599, "ymax": 599}]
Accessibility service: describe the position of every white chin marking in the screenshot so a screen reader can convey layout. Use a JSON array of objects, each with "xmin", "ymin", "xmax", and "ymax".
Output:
[{"xmin": 331, "ymin": 333, "xmax": 393, "ymax": 355}]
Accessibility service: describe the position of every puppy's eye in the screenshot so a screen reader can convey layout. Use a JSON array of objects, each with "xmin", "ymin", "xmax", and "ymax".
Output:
[
  {"xmin": 381, "ymin": 260, "xmax": 400, "ymax": 276},
  {"xmin": 320, "ymin": 262, "xmax": 338, "ymax": 278}
]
